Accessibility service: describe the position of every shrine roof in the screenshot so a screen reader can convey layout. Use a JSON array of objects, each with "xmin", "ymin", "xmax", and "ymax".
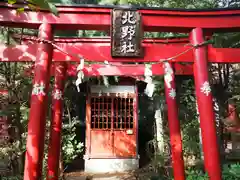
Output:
[
  {"xmin": 1, "ymin": 2, "xmax": 240, "ymax": 12},
  {"xmin": 53, "ymin": 3, "xmax": 240, "ymax": 12}
]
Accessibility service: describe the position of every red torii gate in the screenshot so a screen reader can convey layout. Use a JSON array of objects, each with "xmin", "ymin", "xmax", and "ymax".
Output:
[
  {"xmin": 1, "ymin": 3, "xmax": 240, "ymax": 180},
  {"xmin": 10, "ymin": 35, "xmax": 195, "ymax": 76}
]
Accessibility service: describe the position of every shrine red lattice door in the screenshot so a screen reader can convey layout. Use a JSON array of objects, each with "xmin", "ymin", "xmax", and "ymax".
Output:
[{"xmin": 87, "ymin": 91, "xmax": 137, "ymax": 158}]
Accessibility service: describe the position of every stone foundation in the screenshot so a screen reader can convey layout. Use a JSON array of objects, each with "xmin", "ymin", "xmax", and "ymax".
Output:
[{"xmin": 84, "ymin": 157, "xmax": 139, "ymax": 173}]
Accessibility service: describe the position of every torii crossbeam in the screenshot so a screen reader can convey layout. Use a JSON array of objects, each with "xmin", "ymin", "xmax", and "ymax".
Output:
[{"xmin": 1, "ymin": 38, "xmax": 240, "ymax": 63}]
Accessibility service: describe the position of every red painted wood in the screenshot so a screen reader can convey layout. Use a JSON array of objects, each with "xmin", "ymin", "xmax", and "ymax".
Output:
[
  {"xmin": 225, "ymin": 104, "xmax": 240, "ymax": 133},
  {"xmin": 164, "ymin": 63, "xmax": 185, "ymax": 180},
  {"xmin": 226, "ymin": 126, "xmax": 240, "ymax": 133},
  {"xmin": 208, "ymin": 46, "xmax": 240, "ymax": 63},
  {"xmin": 69, "ymin": 63, "xmax": 193, "ymax": 76},
  {"xmin": 190, "ymin": 28, "xmax": 221, "ymax": 180},
  {"xmin": 0, "ymin": 90, "xmax": 8, "ymax": 95},
  {"xmin": 85, "ymin": 97, "xmax": 91, "ymax": 157},
  {"xmin": 2, "ymin": 42, "xmax": 240, "ymax": 63},
  {"xmin": 25, "ymin": 63, "xmax": 193, "ymax": 76},
  {"xmin": 0, "ymin": 3, "xmax": 240, "ymax": 32},
  {"xmin": 23, "ymin": 24, "xmax": 53, "ymax": 180},
  {"xmin": 54, "ymin": 37, "xmax": 190, "ymax": 44},
  {"xmin": 12, "ymin": 35, "xmax": 190, "ymax": 44},
  {"xmin": 87, "ymin": 92, "xmax": 137, "ymax": 158},
  {"xmin": 113, "ymin": 94, "xmax": 137, "ymax": 157},
  {"xmin": 47, "ymin": 63, "xmax": 67, "ymax": 180},
  {"xmin": 227, "ymin": 104, "xmax": 240, "ymax": 124},
  {"xmin": 134, "ymin": 86, "xmax": 139, "ymax": 159},
  {"xmin": 44, "ymin": 43, "xmax": 240, "ymax": 63},
  {"xmin": 113, "ymin": 131, "xmax": 137, "ymax": 157},
  {"xmin": 90, "ymin": 130, "xmax": 113, "ymax": 156},
  {"xmin": 0, "ymin": 44, "xmax": 36, "ymax": 62}
]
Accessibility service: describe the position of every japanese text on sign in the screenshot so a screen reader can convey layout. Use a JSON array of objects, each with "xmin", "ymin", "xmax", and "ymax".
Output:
[
  {"xmin": 111, "ymin": 9, "xmax": 142, "ymax": 57},
  {"xmin": 120, "ymin": 11, "xmax": 136, "ymax": 54}
]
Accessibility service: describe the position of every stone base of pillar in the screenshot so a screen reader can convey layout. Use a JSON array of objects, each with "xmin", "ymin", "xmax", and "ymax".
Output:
[{"xmin": 84, "ymin": 157, "xmax": 139, "ymax": 173}]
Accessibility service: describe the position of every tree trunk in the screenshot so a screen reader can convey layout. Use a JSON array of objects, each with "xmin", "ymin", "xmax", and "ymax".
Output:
[
  {"xmin": 154, "ymin": 96, "xmax": 165, "ymax": 154},
  {"xmin": 195, "ymin": 100, "xmax": 204, "ymax": 160},
  {"xmin": 59, "ymin": 150, "xmax": 65, "ymax": 180}
]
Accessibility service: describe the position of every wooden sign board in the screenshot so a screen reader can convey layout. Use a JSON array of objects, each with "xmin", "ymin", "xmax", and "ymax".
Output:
[{"xmin": 111, "ymin": 9, "xmax": 143, "ymax": 57}]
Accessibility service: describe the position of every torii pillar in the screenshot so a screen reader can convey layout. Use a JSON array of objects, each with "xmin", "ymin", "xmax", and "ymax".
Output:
[
  {"xmin": 164, "ymin": 62, "xmax": 185, "ymax": 180},
  {"xmin": 24, "ymin": 23, "xmax": 53, "ymax": 180},
  {"xmin": 47, "ymin": 63, "xmax": 67, "ymax": 180},
  {"xmin": 190, "ymin": 28, "xmax": 221, "ymax": 180}
]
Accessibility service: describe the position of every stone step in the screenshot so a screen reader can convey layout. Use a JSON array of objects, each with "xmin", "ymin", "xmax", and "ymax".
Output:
[
  {"xmin": 65, "ymin": 172, "xmax": 137, "ymax": 180},
  {"xmin": 65, "ymin": 176, "xmax": 136, "ymax": 180},
  {"xmin": 64, "ymin": 172, "xmax": 160, "ymax": 180}
]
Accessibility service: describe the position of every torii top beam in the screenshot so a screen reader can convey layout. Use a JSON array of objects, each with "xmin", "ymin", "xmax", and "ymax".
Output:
[
  {"xmin": 1, "ymin": 37, "xmax": 240, "ymax": 63},
  {"xmin": 0, "ymin": 3, "xmax": 240, "ymax": 33}
]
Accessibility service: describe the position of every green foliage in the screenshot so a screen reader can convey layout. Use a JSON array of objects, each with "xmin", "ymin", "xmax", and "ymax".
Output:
[
  {"xmin": 0, "ymin": 27, "xmax": 84, "ymax": 178},
  {"xmin": 222, "ymin": 163, "xmax": 240, "ymax": 180},
  {"xmin": 8, "ymin": 0, "xmax": 59, "ymax": 16},
  {"xmin": 1, "ymin": 175, "xmax": 22, "ymax": 180},
  {"xmin": 143, "ymin": 163, "xmax": 240, "ymax": 180},
  {"xmin": 177, "ymin": 78, "xmax": 202, "ymax": 160},
  {"xmin": 185, "ymin": 169, "xmax": 209, "ymax": 180},
  {"xmin": 181, "ymin": 120, "xmax": 201, "ymax": 157},
  {"xmin": 8, "ymin": 0, "xmax": 17, "ymax": 5},
  {"xmin": 62, "ymin": 117, "xmax": 84, "ymax": 163},
  {"xmin": 185, "ymin": 163, "xmax": 240, "ymax": 180},
  {"xmin": 98, "ymin": 0, "xmax": 221, "ymax": 8}
]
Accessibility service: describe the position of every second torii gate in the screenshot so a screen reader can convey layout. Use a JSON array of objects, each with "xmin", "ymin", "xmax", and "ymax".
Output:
[{"xmin": 1, "ymin": 3, "xmax": 240, "ymax": 180}]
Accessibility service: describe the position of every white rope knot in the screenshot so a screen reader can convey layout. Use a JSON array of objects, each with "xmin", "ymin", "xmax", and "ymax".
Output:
[
  {"xmin": 144, "ymin": 64, "xmax": 152, "ymax": 77},
  {"xmin": 163, "ymin": 62, "xmax": 173, "ymax": 89},
  {"xmin": 104, "ymin": 60, "xmax": 110, "ymax": 67},
  {"xmin": 144, "ymin": 64, "xmax": 154, "ymax": 97},
  {"xmin": 77, "ymin": 57, "xmax": 85, "ymax": 71},
  {"xmin": 76, "ymin": 58, "xmax": 85, "ymax": 92}
]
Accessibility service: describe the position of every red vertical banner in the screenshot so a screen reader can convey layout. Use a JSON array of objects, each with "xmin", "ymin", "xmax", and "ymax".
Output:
[
  {"xmin": 24, "ymin": 23, "xmax": 53, "ymax": 180},
  {"xmin": 164, "ymin": 62, "xmax": 185, "ymax": 180},
  {"xmin": 190, "ymin": 28, "xmax": 221, "ymax": 180},
  {"xmin": 47, "ymin": 63, "xmax": 67, "ymax": 180}
]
